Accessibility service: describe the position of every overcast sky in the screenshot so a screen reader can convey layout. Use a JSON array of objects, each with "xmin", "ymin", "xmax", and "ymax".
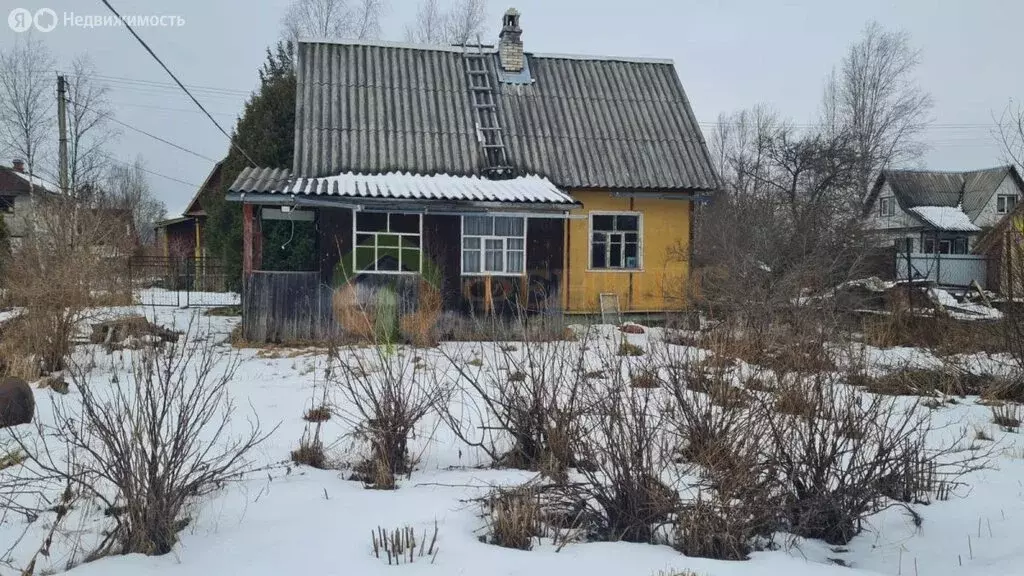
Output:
[{"xmin": 2, "ymin": 0, "xmax": 1022, "ymax": 215}]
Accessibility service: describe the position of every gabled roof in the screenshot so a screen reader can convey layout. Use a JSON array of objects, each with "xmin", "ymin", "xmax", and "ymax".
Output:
[
  {"xmin": 183, "ymin": 160, "xmax": 225, "ymax": 217},
  {"xmin": 230, "ymin": 167, "xmax": 577, "ymax": 207},
  {"xmin": 868, "ymin": 166, "xmax": 1022, "ymax": 222},
  {"xmin": 291, "ymin": 39, "xmax": 718, "ymax": 191}
]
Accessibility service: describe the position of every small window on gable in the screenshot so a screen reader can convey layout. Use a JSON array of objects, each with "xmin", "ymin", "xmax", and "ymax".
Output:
[
  {"xmin": 998, "ymin": 194, "xmax": 1017, "ymax": 214},
  {"xmin": 879, "ymin": 197, "xmax": 896, "ymax": 217}
]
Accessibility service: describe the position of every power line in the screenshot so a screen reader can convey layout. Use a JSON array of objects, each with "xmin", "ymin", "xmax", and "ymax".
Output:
[
  {"xmin": 98, "ymin": 0, "xmax": 256, "ymax": 166},
  {"xmin": 66, "ymin": 96, "xmax": 219, "ymax": 163},
  {"xmin": 101, "ymin": 152, "xmax": 200, "ymax": 188}
]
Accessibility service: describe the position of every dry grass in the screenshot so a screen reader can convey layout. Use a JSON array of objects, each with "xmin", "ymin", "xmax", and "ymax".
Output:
[
  {"xmin": 848, "ymin": 367, "xmax": 975, "ymax": 397},
  {"xmin": 291, "ymin": 435, "xmax": 327, "ymax": 469},
  {"xmin": 618, "ymin": 341, "xmax": 645, "ymax": 357},
  {"xmin": 399, "ymin": 281, "xmax": 442, "ymax": 348},
  {"xmin": 674, "ymin": 498, "xmax": 752, "ymax": 561},
  {"xmin": 630, "ymin": 368, "xmax": 662, "ymax": 389},
  {"xmin": 303, "ymin": 405, "xmax": 331, "ymax": 423},
  {"xmin": 484, "ymin": 486, "xmax": 542, "ymax": 550},
  {"xmin": 773, "ymin": 382, "xmax": 822, "ymax": 418}
]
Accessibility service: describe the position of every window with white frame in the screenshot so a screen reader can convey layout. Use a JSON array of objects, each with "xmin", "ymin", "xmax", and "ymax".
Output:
[
  {"xmin": 878, "ymin": 197, "xmax": 896, "ymax": 217},
  {"xmin": 590, "ymin": 213, "xmax": 641, "ymax": 270},
  {"xmin": 998, "ymin": 194, "xmax": 1018, "ymax": 214},
  {"xmin": 354, "ymin": 212, "xmax": 422, "ymax": 273},
  {"xmin": 462, "ymin": 215, "xmax": 526, "ymax": 275}
]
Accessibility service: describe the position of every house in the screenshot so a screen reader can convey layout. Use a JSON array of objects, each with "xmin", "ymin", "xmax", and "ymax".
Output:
[
  {"xmin": 863, "ymin": 166, "xmax": 1024, "ymax": 287},
  {"xmin": 228, "ymin": 9, "xmax": 717, "ymax": 331},
  {"xmin": 156, "ymin": 160, "xmax": 224, "ymax": 261},
  {"xmin": 972, "ymin": 187, "xmax": 1024, "ymax": 297},
  {"xmin": 0, "ymin": 159, "xmax": 58, "ymax": 241}
]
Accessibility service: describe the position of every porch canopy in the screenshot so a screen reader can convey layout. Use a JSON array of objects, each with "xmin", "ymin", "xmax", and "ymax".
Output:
[{"xmin": 227, "ymin": 167, "xmax": 579, "ymax": 213}]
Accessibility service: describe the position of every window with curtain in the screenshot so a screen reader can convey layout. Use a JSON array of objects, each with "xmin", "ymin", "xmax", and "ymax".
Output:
[
  {"xmin": 461, "ymin": 215, "xmax": 526, "ymax": 275},
  {"xmin": 590, "ymin": 213, "xmax": 641, "ymax": 270},
  {"xmin": 354, "ymin": 212, "xmax": 422, "ymax": 273}
]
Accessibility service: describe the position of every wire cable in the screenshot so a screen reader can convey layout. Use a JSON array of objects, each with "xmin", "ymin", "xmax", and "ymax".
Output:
[{"xmin": 98, "ymin": 0, "xmax": 256, "ymax": 166}]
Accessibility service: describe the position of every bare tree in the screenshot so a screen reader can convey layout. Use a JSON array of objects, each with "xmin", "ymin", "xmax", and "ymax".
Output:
[
  {"xmin": 65, "ymin": 55, "xmax": 116, "ymax": 194},
  {"xmin": 405, "ymin": 0, "xmax": 488, "ymax": 45},
  {"xmin": 444, "ymin": 0, "xmax": 488, "ymax": 45},
  {"xmin": 996, "ymin": 101, "xmax": 1024, "ymax": 173},
  {"xmin": 404, "ymin": 0, "xmax": 447, "ymax": 44},
  {"xmin": 0, "ymin": 34, "xmax": 55, "ymax": 186},
  {"xmin": 105, "ymin": 158, "xmax": 166, "ymax": 246},
  {"xmin": 282, "ymin": 0, "xmax": 386, "ymax": 43},
  {"xmin": 822, "ymin": 21, "xmax": 933, "ymax": 201}
]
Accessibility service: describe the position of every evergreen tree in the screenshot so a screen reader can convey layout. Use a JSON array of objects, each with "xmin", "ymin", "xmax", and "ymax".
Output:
[{"xmin": 206, "ymin": 41, "xmax": 304, "ymax": 289}]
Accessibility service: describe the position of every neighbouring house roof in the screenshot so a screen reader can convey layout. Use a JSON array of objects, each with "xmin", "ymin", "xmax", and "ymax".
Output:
[
  {"xmin": 869, "ymin": 166, "xmax": 1023, "ymax": 223},
  {"xmin": 0, "ymin": 165, "xmax": 58, "ymax": 195},
  {"xmin": 906, "ymin": 206, "xmax": 980, "ymax": 232},
  {"xmin": 183, "ymin": 160, "xmax": 225, "ymax": 217},
  {"xmin": 155, "ymin": 216, "xmax": 193, "ymax": 229},
  {"xmin": 230, "ymin": 167, "xmax": 578, "ymax": 206},
  {"xmin": 290, "ymin": 39, "xmax": 718, "ymax": 191}
]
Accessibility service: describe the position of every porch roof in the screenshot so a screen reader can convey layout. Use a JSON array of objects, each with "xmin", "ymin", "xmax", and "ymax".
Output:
[
  {"xmin": 228, "ymin": 168, "xmax": 579, "ymax": 207},
  {"xmin": 907, "ymin": 206, "xmax": 981, "ymax": 233}
]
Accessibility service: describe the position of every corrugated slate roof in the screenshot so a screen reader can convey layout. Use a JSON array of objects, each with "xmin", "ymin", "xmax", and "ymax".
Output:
[
  {"xmin": 229, "ymin": 167, "xmax": 577, "ymax": 205},
  {"xmin": 292, "ymin": 39, "xmax": 718, "ymax": 191},
  {"xmin": 874, "ymin": 166, "xmax": 1016, "ymax": 221}
]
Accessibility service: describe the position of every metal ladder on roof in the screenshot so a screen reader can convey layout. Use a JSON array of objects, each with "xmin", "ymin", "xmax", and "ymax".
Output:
[{"xmin": 462, "ymin": 43, "xmax": 513, "ymax": 179}]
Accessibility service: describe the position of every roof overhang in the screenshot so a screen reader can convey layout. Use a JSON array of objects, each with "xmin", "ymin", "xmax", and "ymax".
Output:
[
  {"xmin": 228, "ymin": 168, "xmax": 581, "ymax": 213},
  {"xmin": 226, "ymin": 192, "xmax": 577, "ymax": 215}
]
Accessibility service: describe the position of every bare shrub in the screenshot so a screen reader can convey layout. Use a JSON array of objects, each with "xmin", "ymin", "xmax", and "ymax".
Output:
[
  {"xmin": 1, "ymin": 197, "xmax": 134, "ymax": 377},
  {"xmin": 572, "ymin": 357, "xmax": 676, "ymax": 543},
  {"xmin": 398, "ymin": 280, "xmax": 442, "ymax": 348},
  {"xmin": 436, "ymin": 323, "xmax": 593, "ymax": 479},
  {"xmin": 992, "ymin": 404, "xmax": 1021, "ymax": 432},
  {"xmin": 330, "ymin": 345, "xmax": 449, "ymax": 488},
  {"xmin": 674, "ymin": 496, "xmax": 754, "ymax": 561},
  {"xmin": 754, "ymin": 383, "xmax": 978, "ymax": 544},
  {"xmin": 20, "ymin": 320, "xmax": 271, "ymax": 557},
  {"xmin": 370, "ymin": 522, "xmax": 439, "ymax": 565}
]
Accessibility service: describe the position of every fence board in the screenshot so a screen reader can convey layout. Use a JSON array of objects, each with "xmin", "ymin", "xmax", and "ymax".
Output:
[{"xmin": 895, "ymin": 254, "xmax": 987, "ymax": 289}]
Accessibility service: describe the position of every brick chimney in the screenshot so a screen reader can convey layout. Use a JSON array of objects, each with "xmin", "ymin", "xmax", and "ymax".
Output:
[
  {"xmin": 11, "ymin": 159, "xmax": 24, "ymax": 173},
  {"xmin": 499, "ymin": 8, "xmax": 523, "ymax": 73}
]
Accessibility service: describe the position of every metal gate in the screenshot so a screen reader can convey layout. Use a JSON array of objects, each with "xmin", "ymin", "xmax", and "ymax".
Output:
[{"xmin": 129, "ymin": 256, "xmax": 239, "ymax": 307}]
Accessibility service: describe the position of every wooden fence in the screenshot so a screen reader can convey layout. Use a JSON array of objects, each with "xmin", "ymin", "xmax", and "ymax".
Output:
[{"xmin": 241, "ymin": 272, "xmax": 422, "ymax": 342}]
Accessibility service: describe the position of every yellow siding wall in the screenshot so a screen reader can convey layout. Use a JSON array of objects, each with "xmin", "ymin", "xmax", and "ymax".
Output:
[{"xmin": 563, "ymin": 191, "xmax": 691, "ymax": 313}]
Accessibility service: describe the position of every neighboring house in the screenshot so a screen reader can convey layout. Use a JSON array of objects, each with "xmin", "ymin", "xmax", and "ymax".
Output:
[
  {"xmin": 228, "ymin": 8, "xmax": 717, "ymax": 323},
  {"xmin": 863, "ymin": 166, "xmax": 1024, "ymax": 288},
  {"xmin": 156, "ymin": 160, "xmax": 224, "ymax": 261},
  {"xmin": 972, "ymin": 189, "xmax": 1024, "ymax": 297},
  {"xmin": 0, "ymin": 159, "xmax": 58, "ymax": 241}
]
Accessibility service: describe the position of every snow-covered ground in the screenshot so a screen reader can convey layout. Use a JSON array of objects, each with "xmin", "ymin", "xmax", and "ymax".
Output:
[{"xmin": 2, "ymin": 303, "xmax": 1024, "ymax": 576}]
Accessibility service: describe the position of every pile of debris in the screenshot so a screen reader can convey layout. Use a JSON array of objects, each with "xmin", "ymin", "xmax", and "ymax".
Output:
[{"xmin": 89, "ymin": 316, "xmax": 179, "ymax": 351}]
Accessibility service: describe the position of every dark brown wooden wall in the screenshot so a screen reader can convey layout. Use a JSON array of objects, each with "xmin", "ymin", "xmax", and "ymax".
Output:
[{"xmin": 317, "ymin": 207, "xmax": 352, "ymax": 284}]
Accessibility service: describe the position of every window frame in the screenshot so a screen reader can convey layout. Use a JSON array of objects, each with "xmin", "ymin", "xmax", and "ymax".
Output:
[
  {"xmin": 460, "ymin": 215, "xmax": 528, "ymax": 277},
  {"xmin": 997, "ymin": 194, "xmax": 1018, "ymax": 214},
  {"xmin": 352, "ymin": 211, "xmax": 423, "ymax": 275},
  {"xmin": 878, "ymin": 196, "xmax": 896, "ymax": 217},
  {"xmin": 588, "ymin": 211, "xmax": 643, "ymax": 272},
  {"xmin": 894, "ymin": 237, "xmax": 914, "ymax": 253}
]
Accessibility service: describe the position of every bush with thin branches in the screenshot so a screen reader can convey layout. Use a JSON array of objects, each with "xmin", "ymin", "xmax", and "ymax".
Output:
[{"xmin": 19, "ymin": 320, "xmax": 271, "ymax": 557}]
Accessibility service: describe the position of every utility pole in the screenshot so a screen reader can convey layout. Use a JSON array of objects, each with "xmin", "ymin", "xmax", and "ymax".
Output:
[{"xmin": 57, "ymin": 74, "xmax": 69, "ymax": 195}]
